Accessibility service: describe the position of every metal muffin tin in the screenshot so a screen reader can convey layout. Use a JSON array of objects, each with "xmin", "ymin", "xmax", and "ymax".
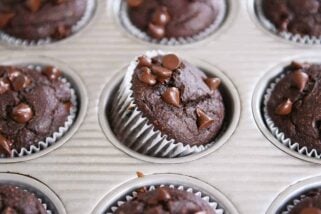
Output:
[{"xmin": 0, "ymin": 0, "xmax": 321, "ymax": 213}]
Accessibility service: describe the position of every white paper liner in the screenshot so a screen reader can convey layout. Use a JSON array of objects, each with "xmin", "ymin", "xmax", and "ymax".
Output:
[
  {"xmin": 106, "ymin": 184, "xmax": 224, "ymax": 214},
  {"xmin": 1, "ymin": 64, "xmax": 78, "ymax": 158},
  {"xmin": 119, "ymin": 0, "xmax": 227, "ymax": 45},
  {"xmin": 255, "ymin": 0, "xmax": 321, "ymax": 45},
  {"xmin": 263, "ymin": 73, "xmax": 321, "ymax": 159},
  {"xmin": 110, "ymin": 50, "xmax": 220, "ymax": 158},
  {"xmin": 0, "ymin": 0, "xmax": 96, "ymax": 47}
]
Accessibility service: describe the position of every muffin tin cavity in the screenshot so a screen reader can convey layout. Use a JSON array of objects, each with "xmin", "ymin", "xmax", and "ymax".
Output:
[
  {"xmin": 108, "ymin": 0, "xmax": 237, "ymax": 46},
  {"xmin": 0, "ymin": 0, "xmax": 97, "ymax": 48},
  {"xmin": 99, "ymin": 56, "xmax": 240, "ymax": 163},
  {"xmin": 249, "ymin": 0, "xmax": 321, "ymax": 46},
  {"xmin": 252, "ymin": 56, "xmax": 321, "ymax": 164},
  {"xmin": 267, "ymin": 176, "xmax": 321, "ymax": 214},
  {"xmin": 0, "ymin": 172, "xmax": 66, "ymax": 214},
  {"xmin": 92, "ymin": 173, "xmax": 239, "ymax": 214},
  {"xmin": 0, "ymin": 56, "xmax": 88, "ymax": 163}
]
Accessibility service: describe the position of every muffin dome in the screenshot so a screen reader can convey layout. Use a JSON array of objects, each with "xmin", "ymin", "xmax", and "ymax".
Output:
[
  {"xmin": 262, "ymin": 0, "xmax": 321, "ymax": 37},
  {"xmin": 127, "ymin": 0, "xmax": 224, "ymax": 39},
  {"xmin": 0, "ymin": 0, "xmax": 87, "ymax": 41},
  {"xmin": 115, "ymin": 187, "xmax": 216, "ymax": 214},
  {"xmin": 0, "ymin": 65, "xmax": 72, "ymax": 157}
]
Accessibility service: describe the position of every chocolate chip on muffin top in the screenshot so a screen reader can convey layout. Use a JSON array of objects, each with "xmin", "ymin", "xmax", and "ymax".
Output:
[
  {"xmin": 267, "ymin": 61, "xmax": 321, "ymax": 153},
  {"xmin": 115, "ymin": 187, "xmax": 216, "ymax": 214},
  {"xmin": 127, "ymin": 0, "xmax": 223, "ymax": 39},
  {"xmin": 130, "ymin": 54, "xmax": 225, "ymax": 146},
  {"xmin": 0, "ymin": 65, "xmax": 72, "ymax": 157}
]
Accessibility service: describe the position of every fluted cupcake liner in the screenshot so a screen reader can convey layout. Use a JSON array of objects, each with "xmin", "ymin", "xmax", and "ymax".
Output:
[
  {"xmin": 255, "ymin": 0, "xmax": 321, "ymax": 45},
  {"xmin": 7, "ymin": 65, "xmax": 78, "ymax": 158},
  {"xmin": 280, "ymin": 192, "xmax": 310, "ymax": 214},
  {"xmin": 119, "ymin": 0, "xmax": 226, "ymax": 46},
  {"xmin": 0, "ymin": 0, "xmax": 95, "ymax": 47},
  {"xmin": 110, "ymin": 50, "xmax": 218, "ymax": 158},
  {"xmin": 263, "ymin": 73, "xmax": 321, "ymax": 159},
  {"xmin": 106, "ymin": 184, "xmax": 224, "ymax": 214}
]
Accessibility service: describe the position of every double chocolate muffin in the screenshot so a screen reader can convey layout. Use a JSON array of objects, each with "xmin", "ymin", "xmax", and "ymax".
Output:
[
  {"xmin": 287, "ymin": 189, "xmax": 321, "ymax": 214},
  {"xmin": 267, "ymin": 62, "xmax": 321, "ymax": 153},
  {"xmin": 0, "ymin": 65, "xmax": 73, "ymax": 157},
  {"xmin": 127, "ymin": 54, "xmax": 225, "ymax": 147},
  {"xmin": 127, "ymin": 0, "xmax": 224, "ymax": 40},
  {"xmin": 262, "ymin": 0, "xmax": 321, "ymax": 37},
  {"xmin": 115, "ymin": 187, "xmax": 215, "ymax": 214},
  {"xmin": 0, "ymin": 0, "xmax": 87, "ymax": 41},
  {"xmin": 0, "ymin": 185, "xmax": 46, "ymax": 214}
]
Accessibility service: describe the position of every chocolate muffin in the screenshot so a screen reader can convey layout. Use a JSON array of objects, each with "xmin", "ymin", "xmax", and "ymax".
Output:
[
  {"xmin": 126, "ymin": 0, "xmax": 224, "ymax": 40},
  {"xmin": 287, "ymin": 189, "xmax": 321, "ymax": 214},
  {"xmin": 0, "ymin": 65, "xmax": 73, "ymax": 157},
  {"xmin": 0, "ymin": 184, "xmax": 46, "ymax": 214},
  {"xmin": 262, "ymin": 0, "xmax": 321, "ymax": 37},
  {"xmin": 0, "ymin": 0, "xmax": 87, "ymax": 41},
  {"xmin": 267, "ymin": 62, "xmax": 321, "ymax": 153},
  {"xmin": 115, "ymin": 187, "xmax": 215, "ymax": 214},
  {"xmin": 127, "ymin": 54, "xmax": 225, "ymax": 147}
]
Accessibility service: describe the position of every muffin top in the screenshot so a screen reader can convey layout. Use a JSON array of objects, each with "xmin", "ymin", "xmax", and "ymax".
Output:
[
  {"xmin": 0, "ymin": 0, "xmax": 87, "ymax": 40},
  {"xmin": 127, "ymin": 0, "xmax": 223, "ymax": 39},
  {"xmin": 288, "ymin": 189, "xmax": 321, "ymax": 214},
  {"xmin": 267, "ymin": 62, "xmax": 321, "ymax": 153},
  {"xmin": 0, "ymin": 184, "xmax": 47, "ymax": 214},
  {"xmin": 0, "ymin": 65, "xmax": 72, "ymax": 157},
  {"xmin": 262, "ymin": 0, "xmax": 321, "ymax": 37},
  {"xmin": 115, "ymin": 187, "xmax": 215, "ymax": 214},
  {"xmin": 131, "ymin": 54, "xmax": 225, "ymax": 146}
]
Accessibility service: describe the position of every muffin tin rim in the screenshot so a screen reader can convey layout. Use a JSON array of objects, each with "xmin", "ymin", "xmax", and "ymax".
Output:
[
  {"xmin": 98, "ymin": 55, "xmax": 241, "ymax": 164},
  {"xmin": 247, "ymin": 0, "xmax": 321, "ymax": 48},
  {"xmin": 252, "ymin": 54, "xmax": 321, "ymax": 164},
  {"xmin": 266, "ymin": 175, "xmax": 321, "ymax": 214},
  {"xmin": 0, "ymin": 55, "xmax": 89, "ymax": 163},
  {"xmin": 0, "ymin": 172, "xmax": 67, "ymax": 214},
  {"xmin": 91, "ymin": 173, "xmax": 240, "ymax": 214},
  {"xmin": 107, "ymin": 0, "xmax": 240, "ymax": 48}
]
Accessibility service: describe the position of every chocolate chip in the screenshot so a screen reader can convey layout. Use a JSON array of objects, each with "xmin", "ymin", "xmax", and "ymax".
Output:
[
  {"xmin": 196, "ymin": 108, "xmax": 214, "ymax": 129},
  {"xmin": 11, "ymin": 103, "xmax": 33, "ymax": 124},
  {"xmin": 138, "ymin": 56, "xmax": 152, "ymax": 68},
  {"xmin": 7, "ymin": 69, "xmax": 21, "ymax": 82},
  {"xmin": 204, "ymin": 77, "xmax": 221, "ymax": 91},
  {"xmin": 25, "ymin": 0, "xmax": 41, "ymax": 13},
  {"xmin": 148, "ymin": 23, "xmax": 165, "ymax": 39},
  {"xmin": 42, "ymin": 66, "xmax": 62, "ymax": 81},
  {"xmin": 0, "ymin": 78, "xmax": 10, "ymax": 95},
  {"xmin": 152, "ymin": 7, "xmax": 170, "ymax": 26},
  {"xmin": 137, "ymin": 67, "xmax": 157, "ymax": 86},
  {"xmin": 291, "ymin": 70, "xmax": 309, "ymax": 92},
  {"xmin": 162, "ymin": 54, "xmax": 181, "ymax": 70},
  {"xmin": 53, "ymin": 25, "xmax": 71, "ymax": 39},
  {"xmin": 2, "ymin": 207, "xmax": 17, "ymax": 214},
  {"xmin": 0, "ymin": 134, "xmax": 12, "ymax": 157},
  {"xmin": 291, "ymin": 61, "xmax": 303, "ymax": 70},
  {"xmin": 300, "ymin": 207, "xmax": 321, "ymax": 214},
  {"xmin": 158, "ymin": 188, "xmax": 171, "ymax": 201},
  {"xmin": 0, "ymin": 12, "xmax": 15, "ymax": 29},
  {"xmin": 275, "ymin": 99, "xmax": 293, "ymax": 116},
  {"xmin": 162, "ymin": 87, "xmax": 180, "ymax": 107},
  {"xmin": 151, "ymin": 65, "xmax": 172, "ymax": 78},
  {"xmin": 11, "ymin": 75, "xmax": 31, "ymax": 91},
  {"xmin": 64, "ymin": 102, "xmax": 72, "ymax": 111},
  {"xmin": 127, "ymin": 0, "xmax": 143, "ymax": 7},
  {"xmin": 136, "ymin": 171, "xmax": 144, "ymax": 178}
]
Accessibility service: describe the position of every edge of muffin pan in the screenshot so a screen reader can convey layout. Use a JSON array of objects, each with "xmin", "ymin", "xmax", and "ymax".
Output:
[
  {"xmin": 0, "ymin": 172, "xmax": 66, "ymax": 214},
  {"xmin": 98, "ymin": 54, "xmax": 241, "ymax": 164},
  {"xmin": 0, "ymin": 56, "xmax": 88, "ymax": 163},
  {"xmin": 252, "ymin": 54, "xmax": 321, "ymax": 164},
  {"xmin": 266, "ymin": 176, "xmax": 321, "ymax": 213},
  {"xmin": 107, "ymin": 0, "xmax": 239, "ymax": 47},
  {"xmin": 92, "ymin": 173, "xmax": 239, "ymax": 214},
  {"xmin": 248, "ymin": 0, "xmax": 321, "ymax": 47},
  {"xmin": 0, "ymin": 0, "xmax": 98, "ymax": 49}
]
